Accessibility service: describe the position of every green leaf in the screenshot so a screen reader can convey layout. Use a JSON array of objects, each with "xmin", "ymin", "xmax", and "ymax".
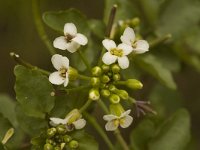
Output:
[
  {"xmin": 0, "ymin": 94, "xmax": 17, "ymax": 127},
  {"xmin": 88, "ymin": 19, "xmax": 106, "ymax": 39},
  {"xmin": 43, "ymin": 8, "xmax": 89, "ymax": 35},
  {"xmin": 70, "ymin": 130, "xmax": 98, "ymax": 150},
  {"xmin": 14, "ymin": 65, "xmax": 55, "ymax": 118},
  {"xmin": 134, "ymin": 54, "xmax": 176, "ymax": 89},
  {"xmin": 148, "ymin": 109, "xmax": 191, "ymax": 150}
]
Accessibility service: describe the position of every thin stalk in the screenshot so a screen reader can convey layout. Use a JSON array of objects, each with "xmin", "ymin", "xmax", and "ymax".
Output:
[
  {"xmin": 79, "ymin": 99, "xmax": 93, "ymax": 113},
  {"xmin": 150, "ymin": 34, "xmax": 172, "ymax": 48},
  {"xmin": 32, "ymin": 0, "xmax": 56, "ymax": 55},
  {"xmin": 78, "ymin": 74, "xmax": 91, "ymax": 80},
  {"xmin": 128, "ymin": 96, "xmax": 137, "ymax": 104},
  {"xmin": 97, "ymin": 100, "xmax": 109, "ymax": 114},
  {"xmin": 10, "ymin": 52, "xmax": 50, "ymax": 76},
  {"xmin": 84, "ymin": 112, "xmax": 114, "ymax": 150},
  {"xmin": 77, "ymin": 50, "xmax": 91, "ymax": 71}
]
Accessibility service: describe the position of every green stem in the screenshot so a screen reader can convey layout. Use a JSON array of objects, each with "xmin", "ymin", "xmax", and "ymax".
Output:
[
  {"xmin": 150, "ymin": 34, "xmax": 172, "ymax": 48},
  {"xmin": 128, "ymin": 96, "xmax": 136, "ymax": 104},
  {"xmin": 78, "ymin": 74, "xmax": 91, "ymax": 80},
  {"xmin": 79, "ymin": 99, "xmax": 93, "ymax": 113},
  {"xmin": 97, "ymin": 100, "xmax": 109, "ymax": 114},
  {"xmin": 78, "ymin": 50, "xmax": 91, "ymax": 71},
  {"xmin": 10, "ymin": 52, "xmax": 50, "ymax": 76},
  {"xmin": 84, "ymin": 112, "xmax": 114, "ymax": 150},
  {"xmin": 32, "ymin": 0, "xmax": 56, "ymax": 55}
]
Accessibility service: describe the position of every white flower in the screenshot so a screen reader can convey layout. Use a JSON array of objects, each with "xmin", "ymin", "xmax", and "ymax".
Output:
[
  {"xmin": 120, "ymin": 27, "xmax": 149, "ymax": 54},
  {"xmin": 103, "ymin": 109, "xmax": 133, "ymax": 131},
  {"xmin": 49, "ymin": 54, "xmax": 69, "ymax": 87},
  {"xmin": 53, "ymin": 23, "xmax": 88, "ymax": 53},
  {"xmin": 102, "ymin": 39, "xmax": 133, "ymax": 69}
]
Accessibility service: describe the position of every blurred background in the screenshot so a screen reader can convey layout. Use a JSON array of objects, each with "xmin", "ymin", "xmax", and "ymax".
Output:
[{"xmin": 0, "ymin": 0, "xmax": 200, "ymax": 149}]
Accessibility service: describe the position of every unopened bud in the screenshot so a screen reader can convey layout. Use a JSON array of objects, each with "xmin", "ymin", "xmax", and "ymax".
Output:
[
  {"xmin": 101, "ymin": 64, "xmax": 110, "ymax": 72},
  {"xmin": 131, "ymin": 17, "xmax": 140, "ymax": 27},
  {"xmin": 117, "ymin": 90, "xmax": 129, "ymax": 100},
  {"xmin": 111, "ymin": 64, "xmax": 120, "ymax": 73},
  {"xmin": 109, "ymin": 94, "xmax": 120, "ymax": 104},
  {"xmin": 46, "ymin": 139, "xmax": 54, "ymax": 145},
  {"xmin": 89, "ymin": 88, "xmax": 100, "ymax": 100},
  {"xmin": 92, "ymin": 66, "xmax": 102, "ymax": 76},
  {"xmin": 44, "ymin": 143, "xmax": 54, "ymax": 150},
  {"xmin": 101, "ymin": 89, "xmax": 111, "ymax": 97},
  {"xmin": 47, "ymin": 128, "xmax": 57, "ymax": 138},
  {"xmin": 65, "ymin": 109, "xmax": 81, "ymax": 124},
  {"xmin": 109, "ymin": 103, "xmax": 124, "ymax": 117},
  {"xmin": 101, "ymin": 75, "xmax": 110, "ymax": 83},
  {"xmin": 113, "ymin": 74, "xmax": 121, "ymax": 81},
  {"xmin": 54, "ymin": 146, "xmax": 61, "ymax": 150},
  {"xmin": 126, "ymin": 79, "xmax": 143, "ymax": 89},
  {"xmin": 69, "ymin": 140, "xmax": 79, "ymax": 149},
  {"xmin": 108, "ymin": 85, "xmax": 117, "ymax": 92},
  {"xmin": 90, "ymin": 77, "xmax": 100, "ymax": 86},
  {"xmin": 63, "ymin": 135, "xmax": 72, "ymax": 143},
  {"xmin": 56, "ymin": 124, "xmax": 67, "ymax": 135},
  {"xmin": 68, "ymin": 67, "xmax": 78, "ymax": 80}
]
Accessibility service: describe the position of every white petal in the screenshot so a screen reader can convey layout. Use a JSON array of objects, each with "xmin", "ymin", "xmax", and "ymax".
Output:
[
  {"xmin": 120, "ymin": 115, "xmax": 133, "ymax": 128},
  {"xmin": 105, "ymin": 121, "xmax": 118, "ymax": 131},
  {"xmin": 53, "ymin": 36, "xmax": 68, "ymax": 50},
  {"xmin": 120, "ymin": 109, "xmax": 131, "ymax": 118},
  {"xmin": 102, "ymin": 52, "xmax": 117, "ymax": 65},
  {"xmin": 120, "ymin": 27, "xmax": 135, "ymax": 45},
  {"xmin": 118, "ymin": 56, "xmax": 129, "ymax": 69},
  {"xmin": 65, "ymin": 41, "xmax": 80, "ymax": 53},
  {"xmin": 64, "ymin": 73, "xmax": 69, "ymax": 87},
  {"xmin": 64, "ymin": 23, "xmax": 77, "ymax": 36},
  {"xmin": 72, "ymin": 33, "xmax": 88, "ymax": 45},
  {"xmin": 102, "ymin": 39, "xmax": 116, "ymax": 51},
  {"xmin": 118, "ymin": 43, "xmax": 133, "ymax": 56},
  {"xmin": 51, "ymin": 54, "xmax": 69, "ymax": 70},
  {"xmin": 73, "ymin": 119, "xmax": 86, "ymax": 129},
  {"xmin": 103, "ymin": 114, "xmax": 118, "ymax": 121},
  {"xmin": 49, "ymin": 117, "xmax": 67, "ymax": 126},
  {"xmin": 49, "ymin": 72, "xmax": 65, "ymax": 85},
  {"xmin": 134, "ymin": 40, "xmax": 149, "ymax": 54}
]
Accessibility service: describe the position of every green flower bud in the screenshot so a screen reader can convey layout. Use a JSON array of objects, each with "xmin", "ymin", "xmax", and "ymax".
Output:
[
  {"xmin": 56, "ymin": 125, "xmax": 67, "ymax": 135},
  {"xmin": 101, "ymin": 75, "xmax": 110, "ymax": 83},
  {"xmin": 92, "ymin": 66, "xmax": 102, "ymax": 76},
  {"xmin": 109, "ymin": 103, "xmax": 124, "ymax": 117},
  {"xmin": 46, "ymin": 139, "xmax": 54, "ymax": 145},
  {"xmin": 69, "ymin": 140, "xmax": 79, "ymax": 149},
  {"xmin": 47, "ymin": 128, "xmax": 57, "ymax": 138},
  {"xmin": 131, "ymin": 17, "xmax": 140, "ymax": 27},
  {"xmin": 44, "ymin": 143, "xmax": 54, "ymax": 150},
  {"xmin": 90, "ymin": 77, "xmax": 100, "ymax": 87},
  {"xmin": 117, "ymin": 90, "xmax": 129, "ymax": 100},
  {"xmin": 54, "ymin": 146, "xmax": 61, "ymax": 150},
  {"xmin": 68, "ymin": 67, "xmax": 78, "ymax": 80},
  {"xmin": 107, "ymin": 72, "xmax": 113, "ymax": 77},
  {"xmin": 65, "ymin": 109, "xmax": 81, "ymax": 124},
  {"xmin": 101, "ymin": 64, "xmax": 110, "ymax": 72},
  {"xmin": 109, "ymin": 94, "xmax": 120, "ymax": 104},
  {"xmin": 113, "ymin": 74, "xmax": 121, "ymax": 81},
  {"xmin": 100, "ymin": 83, "xmax": 106, "ymax": 89},
  {"xmin": 100, "ymin": 89, "xmax": 111, "ymax": 97},
  {"xmin": 126, "ymin": 79, "xmax": 143, "ymax": 89},
  {"xmin": 89, "ymin": 88, "xmax": 100, "ymax": 100},
  {"xmin": 108, "ymin": 85, "xmax": 117, "ymax": 92},
  {"xmin": 111, "ymin": 64, "xmax": 120, "ymax": 73},
  {"xmin": 63, "ymin": 135, "xmax": 72, "ymax": 143}
]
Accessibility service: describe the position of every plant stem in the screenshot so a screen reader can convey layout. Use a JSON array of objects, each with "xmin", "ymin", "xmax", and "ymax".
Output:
[
  {"xmin": 79, "ymin": 99, "xmax": 93, "ymax": 113},
  {"xmin": 78, "ymin": 74, "xmax": 91, "ymax": 80},
  {"xmin": 32, "ymin": 0, "xmax": 56, "ymax": 55},
  {"xmin": 128, "ymin": 96, "xmax": 137, "ymax": 104},
  {"xmin": 150, "ymin": 34, "xmax": 172, "ymax": 48},
  {"xmin": 84, "ymin": 112, "xmax": 114, "ymax": 150},
  {"xmin": 77, "ymin": 50, "xmax": 91, "ymax": 71},
  {"xmin": 10, "ymin": 52, "xmax": 50, "ymax": 76},
  {"xmin": 97, "ymin": 100, "xmax": 109, "ymax": 114}
]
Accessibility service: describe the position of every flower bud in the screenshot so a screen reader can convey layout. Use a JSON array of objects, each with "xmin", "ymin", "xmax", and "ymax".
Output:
[
  {"xmin": 65, "ymin": 109, "xmax": 81, "ymax": 124},
  {"xmin": 54, "ymin": 146, "xmax": 61, "ymax": 150},
  {"xmin": 117, "ymin": 90, "xmax": 129, "ymax": 100},
  {"xmin": 109, "ymin": 103, "xmax": 124, "ymax": 117},
  {"xmin": 56, "ymin": 125, "xmax": 67, "ymax": 135},
  {"xmin": 113, "ymin": 74, "xmax": 121, "ymax": 81},
  {"xmin": 111, "ymin": 64, "xmax": 120, "ymax": 73},
  {"xmin": 44, "ymin": 143, "xmax": 54, "ymax": 150},
  {"xmin": 68, "ymin": 67, "xmax": 78, "ymax": 80},
  {"xmin": 101, "ymin": 64, "xmax": 110, "ymax": 72},
  {"xmin": 108, "ymin": 85, "xmax": 117, "ymax": 92},
  {"xmin": 109, "ymin": 94, "xmax": 120, "ymax": 104},
  {"xmin": 92, "ymin": 66, "xmax": 102, "ymax": 76},
  {"xmin": 101, "ymin": 75, "xmax": 110, "ymax": 83},
  {"xmin": 107, "ymin": 72, "xmax": 113, "ymax": 77},
  {"xmin": 100, "ymin": 89, "xmax": 110, "ymax": 97},
  {"xmin": 90, "ymin": 77, "xmax": 100, "ymax": 86},
  {"xmin": 131, "ymin": 17, "xmax": 140, "ymax": 27},
  {"xmin": 89, "ymin": 88, "xmax": 100, "ymax": 100},
  {"xmin": 63, "ymin": 135, "xmax": 72, "ymax": 143},
  {"xmin": 69, "ymin": 140, "xmax": 79, "ymax": 149},
  {"xmin": 126, "ymin": 79, "xmax": 143, "ymax": 89},
  {"xmin": 46, "ymin": 139, "xmax": 54, "ymax": 145},
  {"xmin": 47, "ymin": 128, "xmax": 57, "ymax": 138}
]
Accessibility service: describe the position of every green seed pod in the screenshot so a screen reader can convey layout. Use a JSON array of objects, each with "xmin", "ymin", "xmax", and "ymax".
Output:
[
  {"xmin": 68, "ymin": 67, "xmax": 78, "ymax": 81},
  {"xmin": 113, "ymin": 74, "xmax": 121, "ymax": 81},
  {"xmin": 44, "ymin": 143, "xmax": 54, "ymax": 150},
  {"xmin": 63, "ymin": 135, "xmax": 72, "ymax": 143},
  {"xmin": 89, "ymin": 88, "xmax": 100, "ymax": 100},
  {"xmin": 111, "ymin": 64, "xmax": 120, "ymax": 73},
  {"xmin": 108, "ymin": 85, "xmax": 117, "ymax": 92},
  {"xmin": 47, "ymin": 128, "xmax": 57, "ymax": 138},
  {"xmin": 117, "ymin": 90, "xmax": 129, "ymax": 100},
  {"xmin": 109, "ymin": 94, "xmax": 120, "ymax": 104},
  {"xmin": 126, "ymin": 79, "xmax": 143, "ymax": 90},
  {"xmin": 101, "ymin": 64, "xmax": 110, "ymax": 72},
  {"xmin": 101, "ymin": 75, "xmax": 110, "ymax": 83},
  {"xmin": 109, "ymin": 103, "xmax": 124, "ymax": 117},
  {"xmin": 90, "ymin": 77, "xmax": 100, "ymax": 87},
  {"xmin": 56, "ymin": 125, "xmax": 67, "ymax": 135},
  {"xmin": 69, "ymin": 140, "xmax": 79, "ymax": 149},
  {"xmin": 100, "ymin": 89, "xmax": 111, "ymax": 97},
  {"xmin": 92, "ymin": 66, "xmax": 102, "ymax": 76}
]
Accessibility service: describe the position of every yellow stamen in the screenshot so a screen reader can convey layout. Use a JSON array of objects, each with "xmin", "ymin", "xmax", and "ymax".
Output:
[
  {"xmin": 110, "ymin": 48, "xmax": 123, "ymax": 57},
  {"xmin": 59, "ymin": 68, "xmax": 67, "ymax": 77}
]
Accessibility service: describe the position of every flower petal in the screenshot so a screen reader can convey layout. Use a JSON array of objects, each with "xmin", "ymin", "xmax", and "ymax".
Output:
[
  {"xmin": 105, "ymin": 120, "xmax": 119, "ymax": 131},
  {"xmin": 102, "ymin": 39, "xmax": 116, "ymax": 51},
  {"xmin": 64, "ymin": 73, "xmax": 69, "ymax": 87},
  {"xmin": 118, "ymin": 43, "xmax": 133, "ymax": 56},
  {"xmin": 118, "ymin": 56, "xmax": 129, "ymax": 69},
  {"xmin": 64, "ymin": 23, "xmax": 77, "ymax": 36},
  {"xmin": 120, "ymin": 109, "xmax": 131, "ymax": 118},
  {"xmin": 103, "ymin": 114, "xmax": 118, "ymax": 121},
  {"xmin": 53, "ymin": 36, "xmax": 68, "ymax": 50},
  {"xmin": 73, "ymin": 119, "xmax": 86, "ymax": 129},
  {"xmin": 65, "ymin": 41, "xmax": 80, "ymax": 53},
  {"xmin": 134, "ymin": 40, "xmax": 149, "ymax": 54},
  {"xmin": 49, "ymin": 71, "xmax": 65, "ymax": 85},
  {"xmin": 72, "ymin": 33, "xmax": 88, "ymax": 45},
  {"xmin": 120, "ymin": 27, "xmax": 135, "ymax": 45},
  {"xmin": 49, "ymin": 117, "xmax": 67, "ymax": 126},
  {"xmin": 51, "ymin": 54, "xmax": 69, "ymax": 70},
  {"xmin": 120, "ymin": 115, "xmax": 133, "ymax": 128},
  {"xmin": 102, "ymin": 52, "xmax": 117, "ymax": 65}
]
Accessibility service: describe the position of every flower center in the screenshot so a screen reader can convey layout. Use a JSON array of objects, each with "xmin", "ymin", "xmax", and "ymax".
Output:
[
  {"xmin": 59, "ymin": 67, "xmax": 67, "ymax": 78},
  {"xmin": 65, "ymin": 34, "xmax": 74, "ymax": 42},
  {"xmin": 131, "ymin": 42, "xmax": 137, "ymax": 48},
  {"xmin": 119, "ymin": 118, "xmax": 125, "ymax": 125},
  {"xmin": 110, "ymin": 48, "xmax": 123, "ymax": 57},
  {"xmin": 113, "ymin": 119, "xmax": 120, "ymax": 127}
]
